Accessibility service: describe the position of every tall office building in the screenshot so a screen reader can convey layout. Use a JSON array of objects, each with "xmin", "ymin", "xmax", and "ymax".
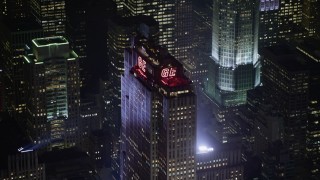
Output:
[
  {"xmin": 65, "ymin": 0, "xmax": 88, "ymax": 73},
  {"xmin": 23, "ymin": 36, "xmax": 80, "ymax": 150},
  {"xmin": 121, "ymin": 39, "xmax": 196, "ymax": 179},
  {"xmin": 260, "ymin": 43, "xmax": 320, "ymax": 178},
  {"xmin": 277, "ymin": 0, "xmax": 304, "ymax": 40},
  {"xmin": 258, "ymin": 0, "xmax": 280, "ymax": 48},
  {"xmin": 206, "ymin": 0, "xmax": 259, "ymax": 107},
  {"xmin": 294, "ymin": 39, "xmax": 320, "ymax": 178},
  {"xmin": 107, "ymin": 15, "xmax": 159, "ymax": 122},
  {"xmin": 107, "ymin": 15, "xmax": 159, "ymax": 178},
  {"xmin": 259, "ymin": 0, "xmax": 306, "ymax": 48},
  {"xmin": 119, "ymin": 0, "xmax": 193, "ymax": 64},
  {"xmin": 30, "ymin": 0, "xmax": 66, "ymax": 36},
  {"xmin": 187, "ymin": 1, "xmax": 212, "ymax": 88},
  {"xmin": 66, "ymin": 0, "xmax": 116, "ymax": 94}
]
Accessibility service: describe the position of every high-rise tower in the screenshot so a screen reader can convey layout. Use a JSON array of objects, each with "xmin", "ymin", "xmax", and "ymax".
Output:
[
  {"xmin": 118, "ymin": 0, "xmax": 193, "ymax": 64},
  {"xmin": 258, "ymin": 0, "xmax": 280, "ymax": 48},
  {"xmin": 23, "ymin": 36, "xmax": 80, "ymax": 150},
  {"xmin": 121, "ymin": 39, "xmax": 196, "ymax": 179},
  {"xmin": 259, "ymin": 0, "xmax": 307, "ymax": 48},
  {"xmin": 30, "ymin": 0, "xmax": 66, "ymax": 36},
  {"xmin": 206, "ymin": 0, "xmax": 259, "ymax": 107},
  {"xmin": 106, "ymin": 15, "xmax": 159, "ymax": 179}
]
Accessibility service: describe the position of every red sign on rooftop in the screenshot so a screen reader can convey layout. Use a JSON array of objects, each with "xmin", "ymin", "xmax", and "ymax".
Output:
[{"xmin": 132, "ymin": 48, "xmax": 190, "ymax": 88}]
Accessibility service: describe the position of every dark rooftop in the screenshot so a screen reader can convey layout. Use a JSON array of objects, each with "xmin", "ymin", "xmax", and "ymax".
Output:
[
  {"xmin": 1, "ymin": 17, "xmax": 42, "ymax": 32},
  {"xmin": 110, "ymin": 15, "xmax": 158, "ymax": 27},
  {"xmin": 262, "ymin": 44, "xmax": 320, "ymax": 72}
]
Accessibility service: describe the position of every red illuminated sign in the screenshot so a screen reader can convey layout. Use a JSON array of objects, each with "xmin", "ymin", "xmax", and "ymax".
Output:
[
  {"xmin": 161, "ymin": 67, "xmax": 176, "ymax": 78},
  {"xmin": 138, "ymin": 56, "xmax": 146, "ymax": 72}
]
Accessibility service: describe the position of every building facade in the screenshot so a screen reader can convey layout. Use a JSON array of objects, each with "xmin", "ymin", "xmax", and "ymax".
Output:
[
  {"xmin": 196, "ymin": 143, "xmax": 244, "ymax": 180},
  {"xmin": 30, "ymin": 0, "xmax": 66, "ymax": 36},
  {"xmin": 258, "ymin": 0, "xmax": 306, "ymax": 48},
  {"xmin": 260, "ymin": 43, "xmax": 320, "ymax": 178},
  {"xmin": 121, "ymin": 40, "xmax": 196, "ymax": 179},
  {"xmin": 0, "ymin": 152, "xmax": 45, "ymax": 180},
  {"xmin": 302, "ymin": 0, "xmax": 320, "ymax": 38},
  {"xmin": 118, "ymin": 0, "xmax": 193, "ymax": 64}
]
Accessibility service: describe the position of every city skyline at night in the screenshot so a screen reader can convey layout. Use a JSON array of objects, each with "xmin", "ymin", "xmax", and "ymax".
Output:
[{"xmin": 0, "ymin": 0, "xmax": 319, "ymax": 179}]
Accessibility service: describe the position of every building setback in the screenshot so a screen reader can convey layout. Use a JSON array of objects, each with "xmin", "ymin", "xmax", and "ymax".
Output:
[
  {"xmin": 121, "ymin": 39, "xmax": 196, "ymax": 179},
  {"xmin": 206, "ymin": 0, "xmax": 259, "ymax": 107}
]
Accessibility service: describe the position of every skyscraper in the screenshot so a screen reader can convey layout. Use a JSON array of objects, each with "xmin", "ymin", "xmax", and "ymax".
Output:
[
  {"xmin": 277, "ymin": 0, "xmax": 304, "ymax": 39},
  {"xmin": 206, "ymin": 0, "xmax": 259, "ymax": 107},
  {"xmin": 260, "ymin": 43, "xmax": 320, "ymax": 178},
  {"xmin": 121, "ymin": 39, "xmax": 196, "ymax": 179},
  {"xmin": 107, "ymin": 15, "xmax": 159, "ymax": 178},
  {"xmin": 259, "ymin": 0, "xmax": 310, "ymax": 49},
  {"xmin": 23, "ymin": 36, "xmax": 80, "ymax": 150},
  {"xmin": 30, "ymin": 0, "xmax": 66, "ymax": 36},
  {"xmin": 119, "ymin": 0, "xmax": 193, "ymax": 64},
  {"xmin": 65, "ymin": 0, "xmax": 88, "ymax": 81},
  {"xmin": 258, "ymin": 0, "xmax": 280, "ymax": 48}
]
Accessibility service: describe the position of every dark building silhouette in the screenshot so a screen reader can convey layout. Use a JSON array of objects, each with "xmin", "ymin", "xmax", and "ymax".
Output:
[
  {"xmin": 0, "ymin": 152, "xmax": 45, "ymax": 180},
  {"xmin": 0, "ymin": 19, "xmax": 43, "ymax": 123},
  {"xmin": 39, "ymin": 148, "xmax": 97, "ymax": 179},
  {"xmin": 244, "ymin": 41, "xmax": 320, "ymax": 179}
]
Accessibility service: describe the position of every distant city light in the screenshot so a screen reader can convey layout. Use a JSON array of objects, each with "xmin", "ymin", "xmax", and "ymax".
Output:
[{"xmin": 198, "ymin": 146, "xmax": 214, "ymax": 154}]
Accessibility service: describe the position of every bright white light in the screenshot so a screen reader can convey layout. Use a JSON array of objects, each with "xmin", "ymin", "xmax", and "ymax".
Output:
[
  {"xmin": 198, "ymin": 146, "xmax": 214, "ymax": 153},
  {"xmin": 21, "ymin": 149, "xmax": 33, "ymax": 153}
]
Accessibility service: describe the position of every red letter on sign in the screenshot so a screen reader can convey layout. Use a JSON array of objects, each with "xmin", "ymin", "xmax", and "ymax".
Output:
[
  {"xmin": 169, "ymin": 68, "xmax": 176, "ymax": 77},
  {"xmin": 138, "ymin": 56, "xmax": 146, "ymax": 72},
  {"xmin": 161, "ymin": 68, "xmax": 169, "ymax": 78},
  {"xmin": 161, "ymin": 67, "xmax": 176, "ymax": 78}
]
